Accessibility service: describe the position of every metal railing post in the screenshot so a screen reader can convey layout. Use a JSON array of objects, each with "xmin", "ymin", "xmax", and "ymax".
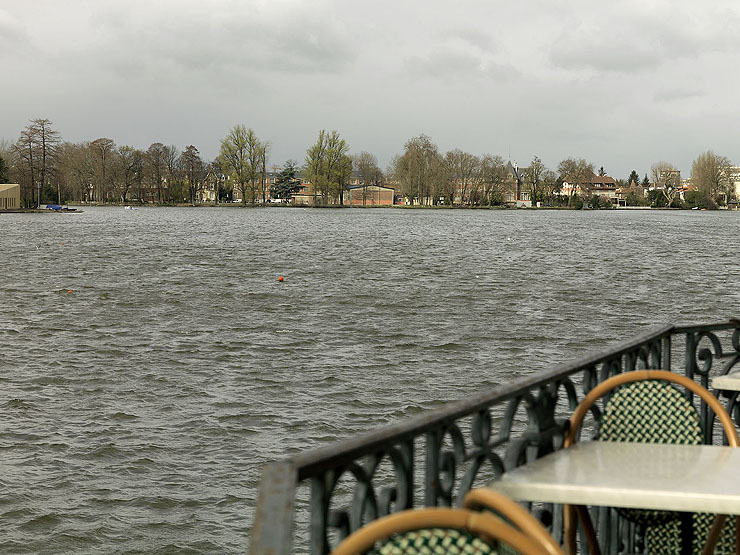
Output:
[{"xmin": 250, "ymin": 461, "xmax": 297, "ymax": 555}]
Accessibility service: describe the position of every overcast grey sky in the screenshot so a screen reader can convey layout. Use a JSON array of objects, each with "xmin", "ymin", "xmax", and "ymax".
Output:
[{"xmin": 2, "ymin": 0, "xmax": 739, "ymax": 178}]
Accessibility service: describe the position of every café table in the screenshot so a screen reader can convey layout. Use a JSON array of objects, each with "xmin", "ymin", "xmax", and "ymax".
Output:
[
  {"xmin": 487, "ymin": 441, "xmax": 740, "ymax": 554},
  {"xmin": 712, "ymin": 372, "xmax": 740, "ymax": 392}
]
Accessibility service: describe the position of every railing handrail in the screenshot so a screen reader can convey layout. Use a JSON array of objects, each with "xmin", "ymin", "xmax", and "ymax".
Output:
[
  {"xmin": 291, "ymin": 323, "xmax": 674, "ymax": 479},
  {"xmin": 250, "ymin": 319, "xmax": 740, "ymax": 554}
]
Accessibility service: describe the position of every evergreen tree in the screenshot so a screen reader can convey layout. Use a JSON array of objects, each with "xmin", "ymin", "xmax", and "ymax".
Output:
[
  {"xmin": 0, "ymin": 154, "xmax": 8, "ymax": 182},
  {"xmin": 627, "ymin": 170, "xmax": 640, "ymax": 186},
  {"xmin": 642, "ymin": 174, "xmax": 650, "ymax": 188},
  {"xmin": 271, "ymin": 160, "xmax": 301, "ymax": 200}
]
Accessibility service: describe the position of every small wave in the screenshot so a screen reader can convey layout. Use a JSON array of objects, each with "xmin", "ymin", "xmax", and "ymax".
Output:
[
  {"xmin": 85, "ymin": 444, "xmax": 123, "ymax": 458},
  {"xmin": 125, "ymin": 496, "xmax": 198, "ymax": 510},
  {"xmin": 215, "ymin": 494, "xmax": 244, "ymax": 507},
  {"xmin": 5, "ymin": 399, "xmax": 34, "ymax": 409},
  {"xmin": 1, "ymin": 507, "xmax": 35, "ymax": 520},
  {"xmin": 431, "ymin": 342, "xmax": 463, "ymax": 350},
  {"xmin": 110, "ymin": 412, "xmax": 138, "ymax": 420},
  {"xmin": 394, "ymin": 342, "xmax": 420, "ymax": 349},
  {"xmin": 29, "ymin": 375, "xmax": 70, "ymax": 385},
  {"xmin": 130, "ymin": 457, "xmax": 157, "ymax": 466},
  {"xmin": 216, "ymin": 414, "xmax": 252, "ymax": 422},
  {"xmin": 21, "ymin": 512, "xmax": 61, "ymax": 530}
]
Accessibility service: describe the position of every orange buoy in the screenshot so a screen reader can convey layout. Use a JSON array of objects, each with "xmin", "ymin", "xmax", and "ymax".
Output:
[
  {"xmin": 67, "ymin": 290, "xmax": 73, "ymax": 293},
  {"xmin": 278, "ymin": 276, "xmax": 284, "ymax": 282}
]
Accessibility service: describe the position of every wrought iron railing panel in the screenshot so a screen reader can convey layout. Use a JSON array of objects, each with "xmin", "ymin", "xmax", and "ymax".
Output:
[{"xmin": 250, "ymin": 321, "xmax": 740, "ymax": 554}]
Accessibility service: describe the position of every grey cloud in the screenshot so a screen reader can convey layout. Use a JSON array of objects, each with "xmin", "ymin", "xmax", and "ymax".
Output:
[
  {"xmin": 550, "ymin": 4, "xmax": 740, "ymax": 73},
  {"xmin": 405, "ymin": 51, "xmax": 518, "ymax": 81},
  {"xmin": 183, "ymin": 18, "xmax": 355, "ymax": 74},
  {"xmin": 550, "ymin": 41, "xmax": 663, "ymax": 72},
  {"xmin": 406, "ymin": 50, "xmax": 481, "ymax": 78},
  {"xmin": 404, "ymin": 33, "xmax": 518, "ymax": 82},
  {"xmin": 653, "ymin": 88, "xmax": 705, "ymax": 103},
  {"xmin": 442, "ymin": 29, "xmax": 496, "ymax": 53},
  {"xmin": 88, "ymin": 6, "xmax": 355, "ymax": 80},
  {"xmin": 0, "ymin": 9, "xmax": 35, "ymax": 56},
  {"xmin": 5, "ymin": 0, "xmax": 740, "ymax": 180}
]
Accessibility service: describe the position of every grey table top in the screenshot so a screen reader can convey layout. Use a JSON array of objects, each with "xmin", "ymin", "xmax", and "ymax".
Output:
[
  {"xmin": 488, "ymin": 441, "xmax": 740, "ymax": 514},
  {"xmin": 712, "ymin": 372, "xmax": 740, "ymax": 391}
]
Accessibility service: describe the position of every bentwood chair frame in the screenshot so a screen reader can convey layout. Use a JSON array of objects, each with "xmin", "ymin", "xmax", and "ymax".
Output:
[
  {"xmin": 463, "ymin": 488, "xmax": 564, "ymax": 555},
  {"xmin": 330, "ymin": 506, "xmax": 548, "ymax": 555},
  {"xmin": 562, "ymin": 370, "xmax": 740, "ymax": 555}
]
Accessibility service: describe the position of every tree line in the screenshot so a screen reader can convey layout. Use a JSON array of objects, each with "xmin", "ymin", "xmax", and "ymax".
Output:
[
  {"xmin": 1, "ymin": 119, "xmax": 211, "ymax": 207},
  {"xmin": 1, "ymin": 118, "xmax": 735, "ymax": 209}
]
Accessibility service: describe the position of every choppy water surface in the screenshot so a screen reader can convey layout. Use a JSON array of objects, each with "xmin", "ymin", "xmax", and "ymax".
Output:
[{"xmin": 2, "ymin": 207, "xmax": 740, "ymax": 553}]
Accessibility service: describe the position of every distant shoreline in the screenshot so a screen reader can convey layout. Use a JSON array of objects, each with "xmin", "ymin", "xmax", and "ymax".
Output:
[
  {"xmin": 0, "ymin": 208, "xmax": 82, "ymax": 214},
  {"xmin": 3, "ymin": 203, "xmax": 723, "ymax": 212},
  {"xmin": 56, "ymin": 203, "xmax": 709, "ymax": 211}
]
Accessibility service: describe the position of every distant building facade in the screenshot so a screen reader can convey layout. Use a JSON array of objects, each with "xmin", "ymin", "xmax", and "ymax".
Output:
[
  {"xmin": 588, "ymin": 175, "xmax": 618, "ymax": 202},
  {"xmin": 505, "ymin": 161, "xmax": 531, "ymax": 206},
  {"xmin": 0, "ymin": 184, "xmax": 20, "ymax": 210},
  {"xmin": 345, "ymin": 184, "xmax": 395, "ymax": 206},
  {"xmin": 561, "ymin": 173, "xmax": 618, "ymax": 204}
]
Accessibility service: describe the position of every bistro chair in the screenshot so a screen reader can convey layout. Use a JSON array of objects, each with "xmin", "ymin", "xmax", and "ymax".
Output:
[
  {"xmin": 562, "ymin": 370, "xmax": 740, "ymax": 555},
  {"xmin": 463, "ymin": 488, "xmax": 564, "ymax": 555},
  {"xmin": 331, "ymin": 500, "xmax": 564, "ymax": 555}
]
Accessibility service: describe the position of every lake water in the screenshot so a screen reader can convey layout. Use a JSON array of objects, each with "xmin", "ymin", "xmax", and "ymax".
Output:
[{"xmin": 2, "ymin": 207, "xmax": 740, "ymax": 553}]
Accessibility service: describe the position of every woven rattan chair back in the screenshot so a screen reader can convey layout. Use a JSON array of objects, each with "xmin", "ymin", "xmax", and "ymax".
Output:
[
  {"xmin": 563, "ymin": 370, "xmax": 739, "ymax": 555},
  {"xmin": 331, "ymin": 506, "xmax": 556, "ymax": 555}
]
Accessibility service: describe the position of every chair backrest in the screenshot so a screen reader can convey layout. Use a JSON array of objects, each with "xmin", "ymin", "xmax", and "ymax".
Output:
[
  {"xmin": 330, "ymin": 507, "xmax": 546, "ymax": 555},
  {"xmin": 564, "ymin": 370, "xmax": 739, "ymax": 448},
  {"xmin": 463, "ymin": 488, "xmax": 564, "ymax": 555},
  {"xmin": 599, "ymin": 379, "xmax": 703, "ymax": 444},
  {"xmin": 560, "ymin": 370, "xmax": 739, "ymax": 554}
]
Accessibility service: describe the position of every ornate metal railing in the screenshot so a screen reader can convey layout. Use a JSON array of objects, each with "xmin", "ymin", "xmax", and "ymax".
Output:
[{"xmin": 249, "ymin": 320, "xmax": 740, "ymax": 554}]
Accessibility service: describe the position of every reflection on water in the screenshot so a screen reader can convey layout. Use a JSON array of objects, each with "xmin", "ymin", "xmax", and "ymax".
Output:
[{"xmin": 2, "ymin": 207, "xmax": 740, "ymax": 552}]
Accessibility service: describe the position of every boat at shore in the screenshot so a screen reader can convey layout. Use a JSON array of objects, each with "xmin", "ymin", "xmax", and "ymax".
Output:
[{"xmin": 45, "ymin": 204, "xmax": 77, "ymax": 212}]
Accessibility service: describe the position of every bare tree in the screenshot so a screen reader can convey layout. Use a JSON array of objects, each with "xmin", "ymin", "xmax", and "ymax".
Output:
[
  {"xmin": 258, "ymin": 142, "xmax": 271, "ymax": 204},
  {"xmin": 524, "ymin": 155, "xmax": 546, "ymax": 206},
  {"xmin": 32, "ymin": 119, "xmax": 61, "ymax": 204},
  {"xmin": 58, "ymin": 141, "xmax": 95, "ymax": 202},
  {"xmin": 557, "ymin": 157, "xmax": 595, "ymax": 203},
  {"xmin": 114, "ymin": 146, "xmax": 144, "ymax": 203},
  {"xmin": 244, "ymin": 134, "xmax": 262, "ymax": 205},
  {"xmin": 352, "ymin": 151, "xmax": 383, "ymax": 205},
  {"xmin": 207, "ymin": 156, "xmax": 229, "ymax": 203},
  {"xmin": 90, "ymin": 137, "xmax": 116, "ymax": 202},
  {"xmin": 650, "ymin": 161, "xmax": 680, "ymax": 207},
  {"xmin": 163, "ymin": 145, "xmax": 181, "ymax": 202},
  {"xmin": 145, "ymin": 143, "xmax": 166, "ymax": 203},
  {"xmin": 691, "ymin": 150, "xmax": 732, "ymax": 205},
  {"xmin": 305, "ymin": 131, "xmax": 328, "ymax": 205},
  {"xmin": 542, "ymin": 169, "xmax": 560, "ymax": 205},
  {"xmin": 443, "ymin": 149, "xmax": 479, "ymax": 206},
  {"xmin": 479, "ymin": 154, "xmax": 507, "ymax": 206},
  {"xmin": 304, "ymin": 130, "xmax": 350, "ymax": 205},
  {"xmin": 12, "ymin": 129, "xmax": 37, "ymax": 206},
  {"xmin": 392, "ymin": 135, "xmax": 442, "ymax": 205},
  {"xmin": 0, "ymin": 138, "xmax": 11, "ymax": 160},
  {"xmin": 335, "ymin": 152, "xmax": 353, "ymax": 205},
  {"xmin": 180, "ymin": 145, "xmax": 204, "ymax": 204},
  {"xmin": 220, "ymin": 125, "xmax": 262, "ymax": 206},
  {"xmin": 13, "ymin": 118, "xmax": 60, "ymax": 206}
]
